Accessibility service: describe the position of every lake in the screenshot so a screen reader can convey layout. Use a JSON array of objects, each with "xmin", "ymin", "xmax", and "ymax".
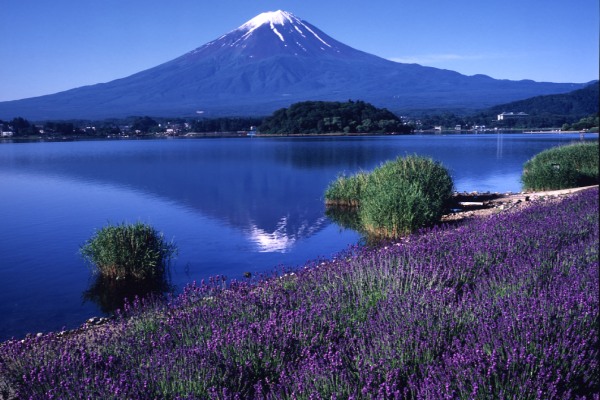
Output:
[{"xmin": 0, "ymin": 133, "xmax": 596, "ymax": 340}]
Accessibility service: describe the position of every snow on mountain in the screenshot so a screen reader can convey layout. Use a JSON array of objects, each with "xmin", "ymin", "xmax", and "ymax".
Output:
[
  {"xmin": 240, "ymin": 10, "xmax": 295, "ymax": 31},
  {"xmin": 0, "ymin": 10, "xmax": 588, "ymax": 120},
  {"xmin": 234, "ymin": 10, "xmax": 332, "ymax": 48},
  {"xmin": 184, "ymin": 10, "xmax": 358, "ymax": 61}
]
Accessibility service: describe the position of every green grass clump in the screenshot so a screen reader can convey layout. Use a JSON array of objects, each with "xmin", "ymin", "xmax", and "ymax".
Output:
[
  {"xmin": 80, "ymin": 222, "xmax": 176, "ymax": 281},
  {"xmin": 521, "ymin": 142, "xmax": 599, "ymax": 191},
  {"xmin": 325, "ymin": 155, "xmax": 454, "ymax": 238},
  {"xmin": 324, "ymin": 171, "xmax": 368, "ymax": 207}
]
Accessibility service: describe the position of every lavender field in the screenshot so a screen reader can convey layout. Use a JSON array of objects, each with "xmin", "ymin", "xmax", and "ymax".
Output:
[{"xmin": 1, "ymin": 188, "xmax": 598, "ymax": 399}]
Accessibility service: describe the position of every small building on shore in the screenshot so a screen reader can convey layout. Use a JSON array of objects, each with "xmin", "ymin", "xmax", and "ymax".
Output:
[
  {"xmin": 497, "ymin": 112, "xmax": 528, "ymax": 121},
  {"xmin": 0, "ymin": 123, "xmax": 14, "ymax": 137}
]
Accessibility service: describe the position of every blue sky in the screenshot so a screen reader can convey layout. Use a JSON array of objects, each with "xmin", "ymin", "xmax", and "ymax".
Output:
[{"xmin": 1, "ymin": 0, "xmax": 598, "ymax": 102}]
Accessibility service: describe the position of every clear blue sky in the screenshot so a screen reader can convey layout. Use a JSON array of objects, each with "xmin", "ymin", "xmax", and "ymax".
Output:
[{"xmin": 1, "ymin": 0, "xmax": 598, "ymax": 102}]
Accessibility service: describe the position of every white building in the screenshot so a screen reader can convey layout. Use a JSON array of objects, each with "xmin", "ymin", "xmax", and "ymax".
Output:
[
  {"xmin": 0, "ymin": 124, "xmax": 14, "ymax": 137},
  {"xmin": 497, "ymin": 112, "xmax": 528, "ymax": 121}
]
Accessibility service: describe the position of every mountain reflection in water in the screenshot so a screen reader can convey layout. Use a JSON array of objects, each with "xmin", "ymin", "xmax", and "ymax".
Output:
[{"xmin": 5, "ymin": 137, "xmax": 398, "ymax": 245}]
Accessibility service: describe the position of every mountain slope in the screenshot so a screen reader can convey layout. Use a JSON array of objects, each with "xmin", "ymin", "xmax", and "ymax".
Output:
[{"xmin": 0, "ymin": 10, "xmax": 590, "ymax": 120}]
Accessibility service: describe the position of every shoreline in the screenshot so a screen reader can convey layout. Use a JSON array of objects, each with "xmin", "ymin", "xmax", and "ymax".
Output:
[
  {"xmin": 2, "ymin": 185, "xmax": 596, "ymax": 345},
  {"xmin": 0, "ymin": 185, "xmax": 598, "ymax": 399},
  {"xmin": 1, "ymin": 130, "xmax": 597, "ymax": 143},
  {"xmin": 443, "ymin": 185, "xmax": 599, "ymax": 223}
]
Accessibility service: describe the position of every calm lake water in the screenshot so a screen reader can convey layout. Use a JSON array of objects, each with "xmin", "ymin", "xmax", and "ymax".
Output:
[{"xmin": 0, "ymin": 133, "xmax": 596, "ymax": 340}]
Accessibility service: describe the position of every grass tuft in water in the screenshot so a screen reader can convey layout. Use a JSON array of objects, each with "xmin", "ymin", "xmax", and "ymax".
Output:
[{"xmin": 80, "ymin": 222, "xmax": 176, "ymax": 281}]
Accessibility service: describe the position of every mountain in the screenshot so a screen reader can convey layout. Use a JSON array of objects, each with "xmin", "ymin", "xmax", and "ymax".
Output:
[{"xmin": 0, "ymin": 10, "xmax": 590, "ymax": 120}]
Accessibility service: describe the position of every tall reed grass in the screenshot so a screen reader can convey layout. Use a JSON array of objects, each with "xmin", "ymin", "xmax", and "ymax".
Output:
[
  {"xmin": 324, "ymin": 171, "xmax": 369, "ymax": 207},
  {"xmin": 80, "ymin": 222, "xmax": 176, "ymax": 281},
  {"xmin": 325, "ymin": 155, "xmax": 454, "ymax": 238},
  {"xmin": 521, "ymin": 141, "xmax": 598, "ymax": 191}
]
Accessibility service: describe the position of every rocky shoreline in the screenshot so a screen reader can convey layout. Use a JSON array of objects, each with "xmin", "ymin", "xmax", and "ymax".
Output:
[{"xmin": 443, "ymin": 185, "xmax": 599, "ymax": 223}]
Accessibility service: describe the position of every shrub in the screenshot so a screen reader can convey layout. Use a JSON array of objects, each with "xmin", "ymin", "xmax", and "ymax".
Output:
[
  {"xmin": 521, "ymin": 142, "xmax": 599, "ymax": 191},
  {"xmin": 325, "ymin": 155, "xmax": 454, "ymax": 238},
  {"xmin": 360, "ymin": 156, "xmax": 454, "ymax": 237},
  {"xmin": 80, "ymin": 222, "xmax": 176, "ymax": 281},
  {"xmin": 359, "ymin": 179, "xmax": 426, "ymax": 237},
  {"xmin": 371, "ymin": 155, "xmax": 454, "ymax": 215}
]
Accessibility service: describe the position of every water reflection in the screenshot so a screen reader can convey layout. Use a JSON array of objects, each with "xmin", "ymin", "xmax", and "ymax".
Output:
[
  {"xmin": 269, "ymin": 137, "xmax": 397, "ymax": 169},
  {"xmin": 2, "ymin": 135, "xmax": 594, "ymax": 249},
  {"xmin": 325, "ymin": 207, "xmax": 361, "ymax": 233},
  {"xmin": 1, "ymin": 135, "xmax": 595, "ymax": 243},
  {"xmin": 0, "ymin": 139, "xmax": 357, "ymax": 249},
  {"xmin": 246, "ymin": 215, "xmax": 329, "ymax": 253},
  {"xmin": 83, "ymin": 275, "xmax": 173, "ymax": 314},
  {"xmin": 496, "ymin": 132, "xmax": 504, "ymax": 159}
]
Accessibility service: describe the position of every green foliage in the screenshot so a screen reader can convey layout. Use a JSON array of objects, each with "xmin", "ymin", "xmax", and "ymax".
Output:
[
  {"xmin": 131, "ymin": 116, "xmax": 158, "ymax": 133},
  {"xmin": 6, "ymin": 117, "xmax": 39, "ymax": 136},
  {"xmin": 521, "ymin": 142, "xmax": 599, "ymax": 191},
  {"xmin": 562, "ymin": 114, "xmax": 599, "ymax": 131},
  {"xmin": 259, "ymin": 100, "xmax": 413, "ymax": 134},
  {"xmin": 489, "ymin": 82, "xmax": 599, "ymax": 118},
  {"xmin": 325, "ymin": 155, "xmax": 454, "ymax": 238},
  {"xmin": 80, "ymin": 222, "xmax": 176, "ymax": 281},
  {"xmin": 360, "ymin": 156, "xmax": 454, "ymax": 237},
  {"xmin": 360, "ymin": 179, "xmax": 429, "ymax": 238},
  {"xmin": 324, "ymin": 172, "xmax": 369, "ymax": 207},
  {"xmin": 371, "ymin": 155, "xmax": 454, "ymax": 216},
  {"xmin": 43, "ymin": 121, "xmax": 75, "ymax": 135}
]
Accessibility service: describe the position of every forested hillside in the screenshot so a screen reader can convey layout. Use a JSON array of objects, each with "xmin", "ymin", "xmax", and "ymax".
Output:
[
  {"xmin": 411, "ymin": 82, "xmax": 598, "ymax": 130},
  {"xmin": 488, "ymin": 81, "xmax": 598, "ymax": 118}
]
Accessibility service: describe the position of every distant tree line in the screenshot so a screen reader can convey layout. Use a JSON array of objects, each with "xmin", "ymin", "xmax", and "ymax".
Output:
[
  {"xmin": 0, "ymin": 117, "xmax": 77, "ymax": 136},
  {"xmin": 191, "ymin": 117, "xmax": 263, "ymax": 133},
  {"xmin": 562, "ymin": 114, "xmax": 599, "ymax": 132},
  {"xmin": 0, "ymin": 116, "xmax": 260, "ymax": 137},
  {"xmin": 259, "ymin": 100, "xmax": 413, "ymax": 134}
]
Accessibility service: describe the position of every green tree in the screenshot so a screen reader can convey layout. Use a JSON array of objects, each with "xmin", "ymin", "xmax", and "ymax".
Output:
[{"xmin": 10, "ymin": 117, "xmax": 38, "ymax": 136}]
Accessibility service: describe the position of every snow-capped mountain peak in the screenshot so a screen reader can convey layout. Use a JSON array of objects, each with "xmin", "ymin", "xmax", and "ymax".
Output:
[
  {"xmin": 217, "ymin": 10, "xmax": 336, "ymax": 52},
  {"xmin": 239, "ymin": 10, "xmax": 295, "ymax": 31}
]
